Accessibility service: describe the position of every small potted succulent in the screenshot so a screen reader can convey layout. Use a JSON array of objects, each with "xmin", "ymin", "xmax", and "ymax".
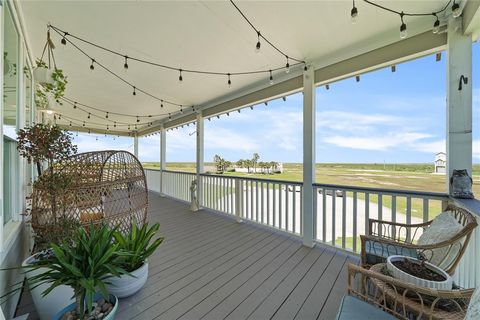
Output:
[
  {"xmin": 106, "ymin": 219, "xmax": 164, "ymax": 298},
  {"xmin": 25, "ymin": 223, "xmax": 128, "ymax": 320}
]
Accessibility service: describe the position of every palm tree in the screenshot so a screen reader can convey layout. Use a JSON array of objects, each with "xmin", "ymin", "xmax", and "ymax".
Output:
[
  {"xmin": 213, "ymin": 154, "xmax": 223, "ymax": 172},
  {"xmin": 236, "ymin": 159, "xmax": 244, "ymax": 169},
  {"xmin": 252, "ymin": 153, "xmax": 260, "ymax": 173}
]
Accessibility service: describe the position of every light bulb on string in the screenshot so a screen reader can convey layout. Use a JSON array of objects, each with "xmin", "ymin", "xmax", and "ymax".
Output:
[
  {"xmin": 124, "ymin": 56, "xmax": 129, "ymax": 69},
  {"xmin": 87, "ymin": 113, "xmax": 91, "ymax": 119},
  {"xmin": 61, "ymin": 32, "xmax": 68, "ymax": 45},
  {"xmin": 452, "ymin": 0, "xmax": 461, "ymax": 18},
  {"xmin": 82, "ymin": 121, "xmax": 85, "ymax": 127},
  {"xmin": 285, "ymin": 56, "xmax": 290, "ymax": 74},
  {"xmin": 114, "ymin": 122, "xmax": 117, "ymax": 128},
  {"xmin": 73, "ymin": 102, "xmax": 77, "ymax": 109},
  {"xmin": 168, "ymin": 113, "xmax": 171, "ymax": 120},
  {"xmin": 432, "ymin": 13, "xmax": 440, "ymax": 34},
  {"xmin": 399, "ymin": 12, "xmax": 407, "ymax": 39},
  {"xmin": 304, "ymin": 64, "xmax": 308, "ymax": 72},
  {"xmin": 180, "ymin": 106, "xmax": 183, "ymax": 114},
  {"xmin": 90, "ymin": 59, "xmax": 95, "ymax": 70},
  {"xmin": 178, "ymin": 69, "xmax": 183, "ymax": 83},
  {"xmin": 136, "ymin": 116, "xmax": 140, "ymax": 123},
  {"xmin": 351, "ymin": 0, "xmax": 358, "ymax": 23},
  {"xmin": 132, "ymin": 86, "xmax": 136, "ymax": 96},
  {"xmin": 227, "ymin": 73, "xmax": 232, "ymax": 88},
  {"xmin": 255, "ymin": 31, "xmax": 261, "ymax": 53},
  {"xmin": 105, "ymin": 112, "xmax": 109, "ymax": 119},
  {"xmin": 269, "ymin": 70, "xmax": 274, "ymax": 85},
  {"xmin": 161, "ymin": 100, "xmax": 164, "ymax": 108}
]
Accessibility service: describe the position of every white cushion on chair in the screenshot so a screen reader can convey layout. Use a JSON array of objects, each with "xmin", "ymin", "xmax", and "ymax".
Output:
[
  {"xmin": 465, "ymin": 288, "xmax": 480, "ymax": 320},
  {"xmin": 417, "ymin": 212, "xmax": 463, "ymax": 269}
]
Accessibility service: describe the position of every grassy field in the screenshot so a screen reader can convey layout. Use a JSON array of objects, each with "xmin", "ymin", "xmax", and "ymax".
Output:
[{"xmin": 143, "ymin": 162, "xmax": 480, "ymax": 195}]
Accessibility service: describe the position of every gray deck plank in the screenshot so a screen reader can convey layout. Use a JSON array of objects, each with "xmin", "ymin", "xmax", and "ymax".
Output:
[
  {"xmin": 245, "ymin": 247, "xmax": 327, "ymax": 320},
  {"xmin": 271, "ymin": 248, "xmax": 343, "ymax": 320}
]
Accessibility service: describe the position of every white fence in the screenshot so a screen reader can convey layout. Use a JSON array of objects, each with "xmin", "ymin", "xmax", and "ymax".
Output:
[{"xmin": 144, "ymin": 169, "xmax": 479, "ymax": 288}]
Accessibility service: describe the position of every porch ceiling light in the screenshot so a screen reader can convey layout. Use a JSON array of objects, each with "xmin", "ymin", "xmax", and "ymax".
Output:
[{"xmin": 351, "ymin": 0, "xmax": 358, "ymax": 24}]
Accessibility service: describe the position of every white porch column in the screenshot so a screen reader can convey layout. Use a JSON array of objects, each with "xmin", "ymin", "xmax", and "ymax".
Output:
[
  {"xmin": 302, "ymin": 66, "xmax": 316, "ymax": 248},
  {"xmin": 446, "ymin": 17, "xmax": 473, "ymax": 193},
  {"xmin": 196, "ymin": 111, "xmax": 204, "ymax": 208},
  {"xmin": 160, "ymin": 127, "xmax": 166, "ymax": 196},
  {"xmin": 133, "ymin": 134, "xmax": 139, "ymax": 158}
]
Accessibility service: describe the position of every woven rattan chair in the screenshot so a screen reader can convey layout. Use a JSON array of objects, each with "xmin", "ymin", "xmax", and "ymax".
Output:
[
  {"xmin": 31, "ymin": 150, "xmax": 148, "ymax": 237},
  {"xmin": 360, "ymin": 204, "xmax": 477, "ymax": 275},
  {"xmin": 337, "ymin": 263, "xmax": 475, "ymax": 320}
]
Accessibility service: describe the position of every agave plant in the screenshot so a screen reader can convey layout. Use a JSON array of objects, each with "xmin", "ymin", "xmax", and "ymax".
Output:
[
  {"xmin": 25, "ymin": 223, "xmax": 128, "ymax": 318},
  {"xmin": 113, "ymin": 219, "xmax": 164, "ymax": 272}
]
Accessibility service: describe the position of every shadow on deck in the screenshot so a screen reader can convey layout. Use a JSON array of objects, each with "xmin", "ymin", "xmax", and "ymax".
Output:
[{"xmin": 16, "ymin": 192, "xmax": 359, "ymax": 320}]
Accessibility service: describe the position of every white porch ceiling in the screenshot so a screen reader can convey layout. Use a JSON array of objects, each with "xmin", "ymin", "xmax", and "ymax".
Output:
[{"xmin": 20, "ymin": 0, "xmax": 455, "ymax": 134}]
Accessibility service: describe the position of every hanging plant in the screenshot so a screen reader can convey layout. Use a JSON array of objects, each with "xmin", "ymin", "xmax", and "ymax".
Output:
[{"xmin": 33, "ymin": 29, "xmax": 68, "ymax": 107}]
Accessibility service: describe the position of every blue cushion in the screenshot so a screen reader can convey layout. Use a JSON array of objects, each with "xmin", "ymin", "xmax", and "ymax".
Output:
[
  {"xmin": 365, "ymin": 240, "xmax": 418, "ymax": 265},
  {"xmin": 336, "ymin": 295, "xmax": 397, "ymax": 320}
]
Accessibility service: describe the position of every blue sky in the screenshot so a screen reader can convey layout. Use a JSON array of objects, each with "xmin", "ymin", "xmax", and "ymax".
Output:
[{"xmin": 74, "ymin": 43, "xmax": 480, "ymax": 164}]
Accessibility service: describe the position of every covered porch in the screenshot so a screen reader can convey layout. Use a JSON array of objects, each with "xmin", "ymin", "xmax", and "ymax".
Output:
[{"xmin": 2, "ymin": 0, "xmax": 480, "ymax": 319}]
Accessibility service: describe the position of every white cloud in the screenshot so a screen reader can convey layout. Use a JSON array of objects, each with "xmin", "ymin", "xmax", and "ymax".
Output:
[
  {"xmin": 323, "ymin": 132, "xmax": 433, "ymax": 151},
  {"xmin": 205, "ymin": 127, "xmax": 259, "ymax": 152}
]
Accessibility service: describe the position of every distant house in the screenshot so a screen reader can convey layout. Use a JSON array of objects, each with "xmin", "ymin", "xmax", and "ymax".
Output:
[{"xmin": 434, "ymin": 152, "xmax": 446, "ymax": 173}]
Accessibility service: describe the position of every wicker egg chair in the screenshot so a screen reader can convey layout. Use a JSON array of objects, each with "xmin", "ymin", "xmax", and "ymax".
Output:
[{"xmin": 30, "ymin": 150, "xmax": 148, "ymax": 236}]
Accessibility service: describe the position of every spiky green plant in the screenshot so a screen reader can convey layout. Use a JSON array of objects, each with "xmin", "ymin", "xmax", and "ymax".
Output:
[
  {"xmin": 113, "ymin": 219, "xmax": 164, "ymax": 272},
  {"xmin": 25, "ymin": 224, "xmax": 128, "ymax": 317}
]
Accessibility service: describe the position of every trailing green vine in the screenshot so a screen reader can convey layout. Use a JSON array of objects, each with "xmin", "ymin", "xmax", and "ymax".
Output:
[{"xmin": 35, "ymin": 58, "xmax": 68, "ymax": 107}]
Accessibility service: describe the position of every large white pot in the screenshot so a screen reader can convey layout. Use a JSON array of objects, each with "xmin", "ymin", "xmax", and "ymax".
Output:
[
  {"xmin": 106, "ymin": 261, "xmax": 148, "ymax": 298},
  {"xmin": 387, "ymin": 255, "xmax": 453, "ymax": 290},
  {"xmin": 23, "ymin": 253, "xmax": 75, "ymax": 320}
]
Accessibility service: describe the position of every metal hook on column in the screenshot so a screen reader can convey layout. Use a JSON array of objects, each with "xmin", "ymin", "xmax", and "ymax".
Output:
[{"xmin": 458, "ymin": 75, "xmax": 468, "ymax": 91}]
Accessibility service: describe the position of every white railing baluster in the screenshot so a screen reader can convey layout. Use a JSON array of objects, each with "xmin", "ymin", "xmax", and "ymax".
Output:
[
  {"xmin": 286, "ymin": 184, "xmax": 290, "ymax": 232},
  {"xmin": 342, "ymin": 190, "xmax": 347, "ymax": 249},
  {"xmin": 352, "ymin": 191, "xmax": 357, "ymax": 252}
]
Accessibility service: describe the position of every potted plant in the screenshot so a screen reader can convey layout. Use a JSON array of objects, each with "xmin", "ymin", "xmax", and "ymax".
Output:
[
  {"xmin": 16, "ymin": 124, "xmax": 78, "ymax": 319},
  {"xmin": 106, "ymin": 220, "xmax": 163, "ymax": 298},
  {"xmin": 24, "ymin": 223, "xmax": 128, "ymax": 320},
  {"xmin": 387, "ymin": 255, "xmax": 453, "ymax": 290},
  {"xmin": 33, "ymin": 58, "xmax": 67, "ymax": 106}
]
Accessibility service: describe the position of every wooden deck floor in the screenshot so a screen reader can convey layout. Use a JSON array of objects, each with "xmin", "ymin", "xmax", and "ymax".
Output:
[{"xmin": 17, "ymin": 193, "xmax": 358, "ymax": 320}]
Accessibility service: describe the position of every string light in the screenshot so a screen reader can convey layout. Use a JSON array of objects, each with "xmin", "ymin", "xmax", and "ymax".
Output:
[
  {"xmin": 269, "ymin": 70, "xmax": 274, "ymax": 85},
  {"xmin": 432, "ymin": 13, "xmax": 440, "ymax": 34},
  {"xmin": 227, "ymin": 73, "xmax": 232, "ymax": 87},
  {"xmin": 168, "ymin": 113, "xmax": 171, "ymax": 120},
  {"xmin": 351, "ymin": 0, "xmax": 358, "ymax": 23},
  {"xmin": 285, "ymin": 57, "xmax": 290, "ymax": 74},
  {"xmin": 124, "ymin": 55, "xmax": 129, "ymax": 69},
  {"xmin": 136, "ymin": 116, "xmax": 140, "ymax": 123},
  {"xmin": 180, "ymin": 106, "xmax": 183, "ymax": 114},
  {"xmin": 73, "ymin": 102, "xmax": 77, "ymax": 109},
  {"xmin": 282, "ymin": 96, "xmax": 286, "ymax": 101},
  {"xmin": 238, "ymin": 109, "xmax": 241, "ymax": 113},
  {"xmin": 391, "ymin": 65, "xmax": 396, "ymax": 72},
  {"xmin": 436, "ymin": 52, "xmax": 442, "ymax": 61},
  {"xmin": 88, "ymin": 113, "xmax": 91, "ymax": 119},
  {"xmin": 217, "ymin": 115, "xmax": 220, "ymax": 119},
  {"xmin": 399, "ymin": 12, "xmax": 407, "ymax": 39},
  {"xmin": 114, "ymin": 122, "xmax": 117, "ymax": 128},
  {"xmin": 90, "ymin": 59, "xmax": 95, "ymax": 70},
  {"xmin": 250, "ymin": 106, "xmax": 253, "ymax": 110},
  {"xmin": 161, "ymin": 100, "xmax": 164, "ymax": 108},
  {"xmin": 69, "ymin": 121, "xmax": 72, "ymax": 126},
  {"xmin": 255, "ymin": 31, "xmax": 261, "ymax": 53},
  {"xmin": 49, "ymin": 24, "xmax": 305, "ymax": 91},
  {"xmin": 452, "ymin": 0, "xmax": 461, "ymax": 18},
  {"xmin": 133, "ymin": 86, "xmax": 136, "ymax": 96},
  {"xmin": 106, "ymin": 112, "xmax": 109, "ymax": 119},
  {"xmin": 355, "ymin": 75, "xmax": 360, "ymax": 82},
  {"xmin": 61, "ymin": 32, "xmax": 68, "ymax": 45},
  {"xmin": 326, "ymin": 84, "xmax": 330, "ymax": 90},
  {"xmin": 264, "ymin": 101, "xmax": 268, "ymax": 106},
  {"xmin": 83, "ymin": 121, "xmax": 85, "ymax": 127}
]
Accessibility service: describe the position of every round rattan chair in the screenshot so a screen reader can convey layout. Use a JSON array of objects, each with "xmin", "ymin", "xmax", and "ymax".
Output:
[{"xmin": 31, "ymin": 150, "xmax": 148, "ymax": 235}]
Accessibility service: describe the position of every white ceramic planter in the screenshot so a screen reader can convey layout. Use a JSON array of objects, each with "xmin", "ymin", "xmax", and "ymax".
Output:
[
  {"xmin": 53, "ymin": 293, "xmax": 118, "ymax": 320},
  {"xmin": 23, "ymin": 254, "xmax": 75, "ymax": 320},
  {"xmin": 33, "ymin": 67, "xmax": 54, "ymax": 85},
  {"xmin": 387, "ymin": 255, "xmax": 453, "ymax": 290},
  {"xmin": 106, "ymin": 261, "xmax": 148, "ymax": 298}
]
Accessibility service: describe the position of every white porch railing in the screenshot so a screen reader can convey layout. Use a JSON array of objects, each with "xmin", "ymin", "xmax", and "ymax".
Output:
[
  {"xmin": 162, "ymin": 170, "xmax": 196, "ymax": 202},
  {"xmin": 313, "ymin": 183, "xmax": 449, "ymax": 253},
  {"xmin": 200, "ymin": 174, "xmax": 303, "ymax": 235},
  {"xmin": 143, "ymin": 169, "xmax": 479, "ymax": 288}
]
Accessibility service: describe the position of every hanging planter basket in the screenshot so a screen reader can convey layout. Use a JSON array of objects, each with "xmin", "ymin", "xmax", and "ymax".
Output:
[{"xmin": 33, "ymin": 66, "xmax": 54, "ymax": 85}]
